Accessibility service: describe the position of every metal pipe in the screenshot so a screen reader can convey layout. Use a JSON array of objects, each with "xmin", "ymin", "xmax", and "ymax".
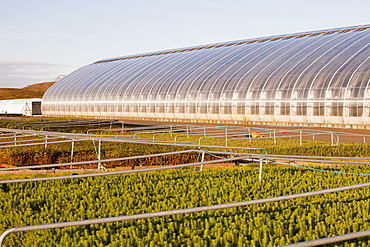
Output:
[
  {"xmin": 279, "ymin": 229, "xmax": 370, "ymax": 247},
  {"xmin": 44, "ymin": 135, "xmax": 48, "ymax": 149},
  {"xmin": 0, "ymin": 136, "xmax": 62, "ymax": 146},
  {"xmin": 331, "ymin": 132, "xmax": 334, "ymax": 146},
  {"xmin": 0, "ymin": 154, "xmax": 252, "ymax": 184},
  {"xmin": 225, "ymin": 127, "xmax": 228, "ymax": 147},
  {"xmin": 98, "ymin": 140, "xmax": 102, "ymax": 170},
  {"xmin": 200, "ymin": 151, "xmax": 205, "ymax": 171},
  {"xmin": 259, "ymin": 158, "xmax": 263, "ymax": 182},
  {"xmin": 0, "ymin": 139, "xmax": 84, "ymax": 149},
  {"xmin": 70, "ymin": 141, "xmax": 74, "ymax": 169}
]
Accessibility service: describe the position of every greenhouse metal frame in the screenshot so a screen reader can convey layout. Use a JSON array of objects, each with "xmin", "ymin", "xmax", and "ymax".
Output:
[{"xmin": 42, "ymin": 25, "xmax": 370, "ymax": 128}]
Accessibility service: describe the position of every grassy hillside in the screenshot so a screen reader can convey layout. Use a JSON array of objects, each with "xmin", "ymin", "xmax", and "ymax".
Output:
[{"xmin": 0, "ymin": 81, "xmax": 56, "ymax": 100}]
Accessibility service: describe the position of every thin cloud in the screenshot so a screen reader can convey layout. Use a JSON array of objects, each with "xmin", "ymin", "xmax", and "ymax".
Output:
[{"xmin": 0, "ymin": 60, "xmax": 70, "ymax": 88}]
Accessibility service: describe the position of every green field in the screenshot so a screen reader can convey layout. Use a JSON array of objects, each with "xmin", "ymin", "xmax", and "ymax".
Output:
[
  {"xmin": 1, "ymin": 120, "xmax": 370, "ymax": 246},
  {"xmin": 1, "ymin": 166, "xmax": 370, "ymax": 246}
]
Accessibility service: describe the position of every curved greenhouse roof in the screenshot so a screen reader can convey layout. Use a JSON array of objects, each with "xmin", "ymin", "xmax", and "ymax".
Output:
[{"xmin": 42, "ymin": 25, "xmax": 370, "ymax": 128}]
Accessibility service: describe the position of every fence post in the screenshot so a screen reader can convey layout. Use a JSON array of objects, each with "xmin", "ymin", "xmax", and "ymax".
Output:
[
  {"xmin": 200, "ymin": 151, "xmax": 205, "ymax": 172},
  {"xmin": 44, "ymin": 136, "xmax": 48, "ymax": 149},
  {"xmin": 330, "ymin": 132, "xmax": 334, "ymax": 146},
  {"xmin": 225, "ymin": 127, "xmax": 228, "ymax": 147},
  {"xmin": 259, "ymin": 158, "xmax": 263, "ymax": 182},
  {"xmin": 98, "ymin": 140, "xmax": 102, "ymax": 170},
  {"xmin": 70, "ymin": 141, "xmax": 75, "ymax": 169}
]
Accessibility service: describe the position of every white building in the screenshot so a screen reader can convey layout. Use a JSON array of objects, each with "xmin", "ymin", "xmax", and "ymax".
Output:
[{"xmin": 0, "ymin": 99, "xmax": 42, "ymax": 116}]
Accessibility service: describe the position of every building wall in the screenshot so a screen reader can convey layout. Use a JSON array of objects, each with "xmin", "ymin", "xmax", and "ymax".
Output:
[
  {"xmin": 42, "ymin": 25, "xmax": 370, "ymax": 128},
  {"xmin": 0, "ymin": 99, "xmax": 42, "ymax": 116}
]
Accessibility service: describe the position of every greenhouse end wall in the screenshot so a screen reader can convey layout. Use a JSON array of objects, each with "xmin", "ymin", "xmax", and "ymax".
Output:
[{"xmin": 42, "ymin": 25, "xmax": 370, "ymax": 129}]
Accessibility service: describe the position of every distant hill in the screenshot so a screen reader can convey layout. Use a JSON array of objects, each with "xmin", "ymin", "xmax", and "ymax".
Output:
[{"xmin": 0, "ymin": 81, "xmax": 56, "ymax": 100}]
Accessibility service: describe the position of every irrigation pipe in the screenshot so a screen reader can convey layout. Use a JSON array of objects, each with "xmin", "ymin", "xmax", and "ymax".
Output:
[
  {"xmin": 0, "ymin": 136, "xmax": 63, "ymax": 146},
  {"xmin": 202, "ymin": 150, "xmax": 370, "ymax": 176},
  {"xmin": 0, "ymin": 139, "xmax": 86, "ymax": 148},
  {"xmin": 271, "ymin": 158, "xmax": 370, "ymax": 176},
  {"xmin": 279, "ymin": 229, "xmax": 370, "ymax": 246},
  {"xmin": 0, "ymin": 149, "xmax": 200, "ymax": 172},
  {"xmin": 1, "ymin": 181, "xmax": 369, "ymax": 246},
  {"xmin": 0, "ymin": 154, "xmax": 252, "ymax": 184}
]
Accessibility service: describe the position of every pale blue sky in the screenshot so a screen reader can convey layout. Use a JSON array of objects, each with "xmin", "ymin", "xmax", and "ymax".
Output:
[{"xmin": 0, "ymin": 0, "xmax": 369, "ymax": 88}]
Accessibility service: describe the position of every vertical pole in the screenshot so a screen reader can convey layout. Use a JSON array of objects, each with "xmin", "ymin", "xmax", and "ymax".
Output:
[
  {"xmin": 273, "ymin": 129, "xmax": 276, "ymax": 145},
  {"xmin": 170, "ymin": 125, "xmax": 173, "ymax": 137},
  {"xmin": 200, "ymin": 151, "xmax": 205, "ymax": 172},
  {"xmin": 14, "ymin": 134, "xmax": 16, "ymax": 146},
  {"xmin": 70, "ymin": 141, "xmax": 74, "ymax": 169},
  {"xmin": 300, "ymin": 130, "xmax": 303, "ymax": 146},
  {"xmin": 330, "ymin": 132, "xmax": 334, "ymax": 146},
  {"xmin": 259, "ymin": 158, "xmax": 263, "ymax": 182},
  {"xmin": 44, "ymin": 136, "xmax": 48, "ymax": 149},
  {"xmin": 248, "ymin": 128, "xmax": 251, "ymax": 143},
  {"xmin": 98, "ymin": 140, "xmax": 102, "ymax": 170},
  {"xmin": 203, "ymin": 126, "xmax": 206, "ymax": 137},
  {"xmin": 364, "ymin": 136, "xmax": 366, "ymax": 144},
  {"xmin": 186, "ymin": 126, "xmax": 189, "ymax": 138},
  {"xmin": 337, "ymin": 135, "xmax": 340, "ymax": 144},
  {"xmin": 225, "ymin": 127, "xmax": 228, "ymax": 147}
]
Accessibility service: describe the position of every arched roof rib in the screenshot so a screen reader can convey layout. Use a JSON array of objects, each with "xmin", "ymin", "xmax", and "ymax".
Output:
[
  {"xmin": 95, "ymin": 25, "xmax": 370, "ymax": 64},
  {"xmin": 42, "ymin": 25, "xmax": 370, "ymax": 128}
]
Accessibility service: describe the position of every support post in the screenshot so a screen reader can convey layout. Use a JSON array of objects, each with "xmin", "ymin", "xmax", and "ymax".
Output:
[
  {"xmin": 248, "ymin": 128, "xmax": 251, "ymax": 143},
  {"xmin": 200, "ymin": 151, "xmax": 205, "ymax": 172},
  {"xmin": 14, "ymin": 134, "xmax": 16, "ymax": 146},
  {"xmin": 98, "ymin": 140, "xmax": 102, "ymax": 170},
  {"xmin": 259, "ymin": 158, "xmax": 263, "ymax": 182},
  {"xmin": 44, "ymin": 136, "xmax": 48, "ymax": 149},
  {"xmin": 300, "ymin": 130, "xmax": 303, "ymax": 146},
  {"xmin": 225, "ymin": 127, "xmax": 228, "ymax": 147},
  {"xmin": 273, "ymin": 129, "xmax": 276, "ymax": 145},
  {"xmin": 330, "ymin": 132, "xmax": 334, "ymax": 146},
  {"xmin": 70, "ymin": 141, "xmax": 74, "ymax": 169}
]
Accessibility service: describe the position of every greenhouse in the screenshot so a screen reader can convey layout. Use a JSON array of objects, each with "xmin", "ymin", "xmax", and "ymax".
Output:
[
  {"xmin": 0, "ymin": 98, "xmax": 42, "ymax": 116},
  {"xmin": 42, "ymin": 25, "xmax": 370, "ymax": 128}
]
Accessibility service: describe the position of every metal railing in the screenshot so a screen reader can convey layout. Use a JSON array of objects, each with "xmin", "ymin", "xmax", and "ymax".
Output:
[
  {"xmin": 279, "ymin": 229, "xmax": 370, "ymax": 246},
  {"xmin": 1, "ymin": 123, "xmax": 370, "ymax": 245}
]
